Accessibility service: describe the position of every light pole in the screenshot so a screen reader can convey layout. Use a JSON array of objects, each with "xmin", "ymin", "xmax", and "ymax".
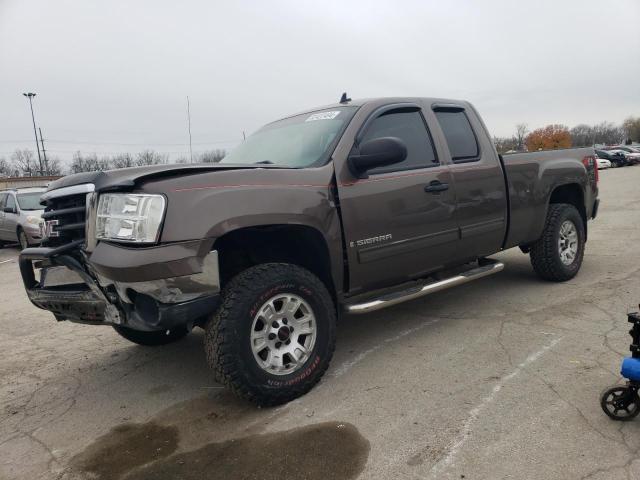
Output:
[{"xmin": 23, "ymin": 92, "xmax": 43, "ymax": 175}]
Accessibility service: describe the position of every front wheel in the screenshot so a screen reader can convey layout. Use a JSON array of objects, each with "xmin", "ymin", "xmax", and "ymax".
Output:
[
  {"xmin": 18, "ymin": 229, "xmax": 29, "ymax": 250},
  {"xmin": 601, "ymin": 385, "xmax": 640, "ymax": 421},
  {"xmin": 530, "ymin": 203, "xmax": 585, "ymax": 282},
  {"xmin": 112, "ymin": 325, "xmax": 188, "ymax": 346},
  {"xmin": 205, "ymin": 263, "xmax": 336, "ymax": 406}
]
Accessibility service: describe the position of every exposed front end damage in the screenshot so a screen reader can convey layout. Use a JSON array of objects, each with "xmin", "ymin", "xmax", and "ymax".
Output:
[{"xmin": 20, "ymin": 248, "xmax": 220, "ymax": 332}]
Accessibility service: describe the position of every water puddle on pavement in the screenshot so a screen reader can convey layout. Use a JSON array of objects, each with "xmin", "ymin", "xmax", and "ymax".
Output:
[{"xmin": 69, "ymin": 395, "xmax": 369, "ymax": 480}]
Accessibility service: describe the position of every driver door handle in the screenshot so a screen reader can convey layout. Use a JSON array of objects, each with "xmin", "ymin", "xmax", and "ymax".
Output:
[{"xmin": 424, "ymin": 181, "xmax": 449, "ymax": 193}]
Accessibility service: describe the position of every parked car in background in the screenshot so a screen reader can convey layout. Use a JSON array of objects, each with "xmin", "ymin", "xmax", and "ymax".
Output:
[
  {"xmin": 596, "ymin": 149, "xmax": 628, "ymax": 168},
  {"xmin": 596, "ymin": 157, "xmax": 611, "ymax": 169},
  {"xmin": 614, "ymin": 146, "xmax": 640, "ymax": 154},
  {"xmin": 609, "ymin": 149, "xmax": 640, "ymax": 165},
  {"xmin": 0, "ymin": 187, "xmax": 46, "ymax": 249}
]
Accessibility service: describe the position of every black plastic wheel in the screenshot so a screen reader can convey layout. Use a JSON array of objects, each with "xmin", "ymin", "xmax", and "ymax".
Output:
[
  {"xmin": 112, "ymin": 325, "xmax": 188, "ymax": 346},
  {"xmin": 600, "ymin": 385, "xmax": 640, "ymax": 421},
  {"xmin": 205, "ymin": 263, "xmax": 336, "ymax": 406},
  {"xmin": 530, "ymin": 203, "xmax": 585, "ymax": 282}
]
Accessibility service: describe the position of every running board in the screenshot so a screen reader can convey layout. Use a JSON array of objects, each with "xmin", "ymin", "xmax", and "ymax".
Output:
[{"xmin": 344, "ymin": 259, "xmax": 504, "ymax": 315}]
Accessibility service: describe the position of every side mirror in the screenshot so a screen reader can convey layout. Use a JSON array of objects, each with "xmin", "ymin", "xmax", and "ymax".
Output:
[
  {"xmin": 3, "ymin": 207, "xmax": 16, "ymax": 214},
  {"xmin": 348, "ymin": 137, "xmax": 408, "ymax": 178}
]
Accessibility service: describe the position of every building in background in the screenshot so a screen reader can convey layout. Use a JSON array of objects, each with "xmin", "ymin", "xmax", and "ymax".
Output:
[{"xmin": 0, "ymin": 176, "xmax": 61, "ymax": 190}]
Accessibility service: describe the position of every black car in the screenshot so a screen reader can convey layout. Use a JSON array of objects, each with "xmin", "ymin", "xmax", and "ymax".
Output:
[{"xmin": 596, "ymin": 149, "xmax": 628, "ymax": 168}]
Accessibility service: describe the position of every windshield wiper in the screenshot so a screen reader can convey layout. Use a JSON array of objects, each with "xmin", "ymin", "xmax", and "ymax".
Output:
[{"xmin": 253, "ymin": 160, "xmax": 274, "ymax": 165}]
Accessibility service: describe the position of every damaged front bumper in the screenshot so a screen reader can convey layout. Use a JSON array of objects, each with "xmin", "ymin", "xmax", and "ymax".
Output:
[{"xmin": 19, "ymin": 241, "xmax": 221, "ymax": 332}]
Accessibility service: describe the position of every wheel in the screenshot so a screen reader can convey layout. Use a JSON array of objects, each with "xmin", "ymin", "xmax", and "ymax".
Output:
[
  {"xmin": 529, "ymin": 203, "xmax": 585, "ymax": 282},
  {"xmin": 205, "ymin": 263, "xmax": 336, "ymax": 406},
  {"xmin": 112, "ymin": 325, "xmax": 188, "ymax": 346},
  {"xmin": 18, "ymin": 229, "xmax": 29, "ymax": 250},
  {"xmin": 601, "ymin": 385, "xmax": 640, "ymax": 421}
]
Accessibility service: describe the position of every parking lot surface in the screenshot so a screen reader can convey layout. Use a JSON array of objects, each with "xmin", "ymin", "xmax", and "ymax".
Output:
[{"xmin": 1, "ymin": 166, "xmax": 640, "ymax": 480}]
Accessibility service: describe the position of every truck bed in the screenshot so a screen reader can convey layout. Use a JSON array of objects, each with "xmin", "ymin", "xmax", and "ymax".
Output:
[{"xmin": 501, "ymin": 147, "xmax": 597, "ymax": 249}]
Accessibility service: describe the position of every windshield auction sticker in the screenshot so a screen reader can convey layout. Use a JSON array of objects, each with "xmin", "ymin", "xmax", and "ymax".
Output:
[{"xmin": 306, "ymin": 111, "xmax": 341, "ymax": 122}]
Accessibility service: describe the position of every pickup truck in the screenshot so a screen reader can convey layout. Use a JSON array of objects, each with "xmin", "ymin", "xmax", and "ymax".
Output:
[{"xmin": 19, "ymin": 96, "xmax": 600, "ymax": 405}]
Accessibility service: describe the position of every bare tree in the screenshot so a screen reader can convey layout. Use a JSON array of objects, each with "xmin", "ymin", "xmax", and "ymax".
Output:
[
  {"xmin": 592, "ymin": 122, "xmax": 625, "ymax": 145},
  {"xmin": 11, "ymin": 149, "xmax": 38, "ymax": 176},
  {"xmin": 47, "ymin": 157, "xmax": 63, "ymax": 176},
  {"xmin": 570, "ymin": 124, "xmax": 595, "ymax": 147},
  {"xmin": 493, "ymin": 136, "xmax": 518, "ymax": 154},
  {"xmin": 515, "ymin": 124, "xmax": 528, "ymax": 151},
  {"xmin": 197, "ymin": 149, "xmax": 226, "ymax": 163},
  {"xmin": 111, "ymin": 153, "xmax": 135, "ymax": 169},
  {"xmin": 135, "ymin": 150, "xmax": 167, "ymax": 166},
  {"xmin": 0, "ymin": 157, "xmax": 14, "ymax": 177},
  {"xmin": 69, "ymin": 152, "xmax": 111, "ymax": 173},
  {"xmin": 622, "ymin": 117, "xmax": 640, "ymax": 143}
]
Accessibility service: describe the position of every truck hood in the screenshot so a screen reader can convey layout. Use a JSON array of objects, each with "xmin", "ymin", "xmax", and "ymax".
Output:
[{"xmin": 46, "ymin": 163, "xmax": 289, "ymax": 193}]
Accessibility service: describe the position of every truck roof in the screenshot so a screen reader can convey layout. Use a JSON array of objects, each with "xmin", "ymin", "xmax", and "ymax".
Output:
[{"xmin": 278, "ymin": 96, "xmax": 472, "ymax": 121}]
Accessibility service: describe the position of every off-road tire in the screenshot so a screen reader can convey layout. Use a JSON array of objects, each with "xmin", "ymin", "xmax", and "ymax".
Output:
[
  {"xmin": 112, "ymin": 325, "xmax": 188, "ymax": 346},
  {"xmin": 530, "ymin": 203, "xmax": 585, "ymax": 282},
  {"xmin": 205, "ymin": 263, "xmax": 336, "ymax": 406}
]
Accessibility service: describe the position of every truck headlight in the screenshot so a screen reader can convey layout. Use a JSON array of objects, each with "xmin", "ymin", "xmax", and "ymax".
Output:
[{"xmin": 96, "ymin": 193, "xmax": 166, "ymax": 243}]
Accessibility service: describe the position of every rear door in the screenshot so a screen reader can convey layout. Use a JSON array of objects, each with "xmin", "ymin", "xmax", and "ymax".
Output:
[
  {"xmin": 431, "ymin": 104, "xmax": 508, "ymax": 260},
  {"xmin": 335, "ymin": 103, "xmax": 459, "ymax": 294}
]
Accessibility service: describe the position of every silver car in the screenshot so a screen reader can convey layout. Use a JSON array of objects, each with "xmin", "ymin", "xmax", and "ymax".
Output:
[{"xmin": 0, "ymin": 187, "xmax": 46, "ymax": 249}]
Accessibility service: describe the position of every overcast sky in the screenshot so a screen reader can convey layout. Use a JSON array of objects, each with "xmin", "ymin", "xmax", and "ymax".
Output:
[{"xmin": 1, "ymin": 0, "xmax": 639, "ymax": 163}]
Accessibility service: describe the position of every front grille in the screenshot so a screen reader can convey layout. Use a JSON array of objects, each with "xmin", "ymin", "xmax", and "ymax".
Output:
[{"xmin": 42, "ymin": 193, "xmax": 87, "ymax": 247}]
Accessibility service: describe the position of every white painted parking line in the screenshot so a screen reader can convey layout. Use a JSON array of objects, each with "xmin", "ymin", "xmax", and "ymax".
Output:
[{"xmin": 0, "ymin": 259, "xmax": 14, "ymax": 265}]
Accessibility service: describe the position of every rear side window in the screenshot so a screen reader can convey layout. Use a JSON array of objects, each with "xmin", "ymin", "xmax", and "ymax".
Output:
[
  {"xmin": 0, "ymin": 194, "xmax": 6, "ymax": 209},
  {"xmin": 5, "ymin": 195, "xmax": 15, "ymax": 210},
  {"xmin": 434, "ymin": 110, "xmax": 479, "ymax": 162},
  {"xmin": 360, "ymin": 109, "xmax": 438, "ymax": 174}
]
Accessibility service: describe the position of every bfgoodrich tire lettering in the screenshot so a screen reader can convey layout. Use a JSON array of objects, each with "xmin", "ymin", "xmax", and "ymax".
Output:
[
  {"xmin": 530, "ymin": 203, "xmax": 585, "ymax": 282},
  {"xmin": 205, "ymin": 263, "xmax": 336, "ymax": 406}
]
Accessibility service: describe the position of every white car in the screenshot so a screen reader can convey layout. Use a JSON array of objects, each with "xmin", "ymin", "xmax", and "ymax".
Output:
[{"xmin": 596, "ymin": 157, "xmax": 611, "ymax": 169}]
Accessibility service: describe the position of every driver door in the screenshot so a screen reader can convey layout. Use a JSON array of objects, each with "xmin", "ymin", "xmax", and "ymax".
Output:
[{"xmin": 335, "ymin": 104, "xmax": 459, "ymax": 294}]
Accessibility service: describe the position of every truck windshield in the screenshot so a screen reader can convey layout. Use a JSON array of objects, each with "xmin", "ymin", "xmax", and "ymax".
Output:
[
  {"xmin": 221, "ymin": 106, "xmax": 357, "ymax": 167},
  {"xmin": 17, "ymin": 193, "xmax": 44, "ymax": 210}
]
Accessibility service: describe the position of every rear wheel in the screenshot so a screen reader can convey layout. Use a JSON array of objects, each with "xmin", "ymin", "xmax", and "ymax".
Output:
[
  {"xmin": 112, "ymin": 325, "xmax": 188, "ymax": 346},
  {"xmin": 530, "ymin": 203, "xmax": 585, "ymax": 282},
  {"xmin": 205, "ymin": 263, "xmax": 336, "ymax": 406}
]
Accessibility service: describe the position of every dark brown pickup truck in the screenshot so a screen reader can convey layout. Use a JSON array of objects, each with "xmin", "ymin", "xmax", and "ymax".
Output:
[{"xmin": 19, "ymin": 97, "xmax": 599, "ymax": 405}]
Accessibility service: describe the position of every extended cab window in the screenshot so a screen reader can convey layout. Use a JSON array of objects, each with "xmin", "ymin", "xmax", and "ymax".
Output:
[
  {"xmin": 434, "ymin": 110, "xmax": 479, "ymax": 162},
  {"xmin": 360, "ymin": 109, "xmax": 438, "ymax": 174}
]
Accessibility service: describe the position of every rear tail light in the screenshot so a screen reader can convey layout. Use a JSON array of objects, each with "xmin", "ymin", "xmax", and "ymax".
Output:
[{"xmin": 583, "ymin": 155, "xmax": 598, "ymax": 185}]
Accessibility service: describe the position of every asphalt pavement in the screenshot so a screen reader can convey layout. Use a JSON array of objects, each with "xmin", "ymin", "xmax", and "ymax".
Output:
[{"xmin": 1, "ymin": 165, "xmax": 640, "ymax": 480}]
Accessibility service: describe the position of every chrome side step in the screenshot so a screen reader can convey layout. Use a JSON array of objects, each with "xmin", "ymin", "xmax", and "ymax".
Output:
[{"xmin": 344, "ymin": 259, "xmax": 504, "ymax": 315}]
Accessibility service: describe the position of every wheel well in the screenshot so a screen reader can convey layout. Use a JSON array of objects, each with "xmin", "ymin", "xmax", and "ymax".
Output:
[
  {"xmin": 213, "ymin": 225, "xmax": 335, "ymax": 297},
  {"xmin": 549, "ymin": 184, "xmax": 587, "ymax": 238}
]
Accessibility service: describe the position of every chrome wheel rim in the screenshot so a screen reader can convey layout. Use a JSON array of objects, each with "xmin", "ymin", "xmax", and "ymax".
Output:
[
  {"xmin": 250, "ymin": 293, "xmax": 317, "ymax": 376},
  {"xmin": 558, "ymin": 220, "xmax": 578, "ymax": 265}
]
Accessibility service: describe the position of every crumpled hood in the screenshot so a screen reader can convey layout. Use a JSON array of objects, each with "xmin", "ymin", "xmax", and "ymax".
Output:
[{"xmin": 46, "ymin": 163, "xmax": 289, "ymax": 193}]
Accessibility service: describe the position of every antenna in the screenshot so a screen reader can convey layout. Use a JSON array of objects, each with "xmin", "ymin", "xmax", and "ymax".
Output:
[
  {"xmin": 187, "ymin": 96, "xmax": 193, "ymax": 163},
  {"xmin": 339, "ymin": 92, "xmax": 351, "ymax": 104}
]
